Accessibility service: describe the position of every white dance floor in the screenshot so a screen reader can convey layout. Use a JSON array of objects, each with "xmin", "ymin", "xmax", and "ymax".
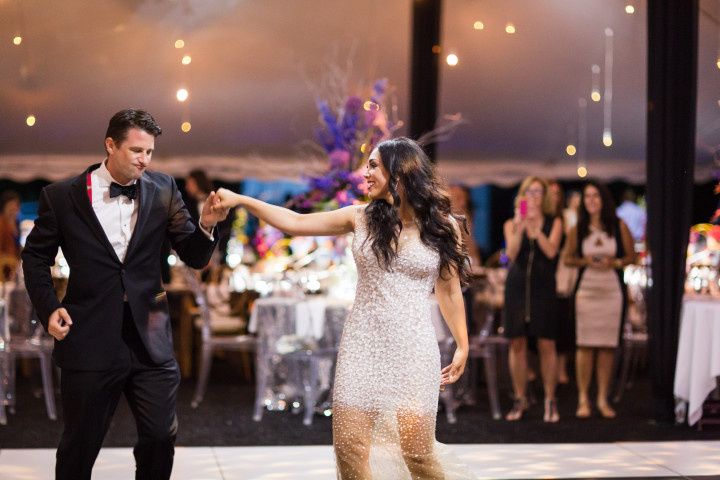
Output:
[{"xmin": 2, "ymin": 441, "xmax": 719, "ymax": 479}]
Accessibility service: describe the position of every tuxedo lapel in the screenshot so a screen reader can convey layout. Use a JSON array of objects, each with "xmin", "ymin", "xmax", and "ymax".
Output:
[
  {"xmin": 124, "ymin": 174, "xmax": 157, "ymax": 263},
  {"xmin": 69, "ymin": 166, "xmax": 122, "ymax": 264}
]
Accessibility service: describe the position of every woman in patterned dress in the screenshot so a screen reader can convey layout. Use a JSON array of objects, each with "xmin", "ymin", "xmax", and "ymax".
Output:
[{"xmin": 215, "ymin": 137, "xmax": 474, "ymax": 479}]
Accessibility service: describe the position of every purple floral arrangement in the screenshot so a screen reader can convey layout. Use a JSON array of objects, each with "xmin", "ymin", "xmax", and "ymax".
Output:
[{"xmin": 288, "ymin": 78, "xmax": 399, "ymax": 213}]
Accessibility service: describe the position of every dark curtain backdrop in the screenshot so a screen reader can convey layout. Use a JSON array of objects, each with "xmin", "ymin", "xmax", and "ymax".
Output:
[
  {"xmin": 410, "ymin": 0, "xmax": 441, "ymax": 161},
  {"xmin": 646, "ymin": 0, "xmax": 698, "ymax": 422}
]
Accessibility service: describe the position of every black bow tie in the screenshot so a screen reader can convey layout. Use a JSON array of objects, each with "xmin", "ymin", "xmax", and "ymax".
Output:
[{"xmin": 109, "ymin": 182, "xmax": 138, "ymax": 200}]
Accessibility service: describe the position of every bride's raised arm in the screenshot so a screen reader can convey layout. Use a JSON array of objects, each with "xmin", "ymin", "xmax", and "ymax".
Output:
[{"xmin": 214, "ymin": 187, "xmax": 358, "ymax": 237}]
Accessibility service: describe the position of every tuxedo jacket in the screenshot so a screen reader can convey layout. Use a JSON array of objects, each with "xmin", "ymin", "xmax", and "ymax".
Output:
[{"xmin": 22, "ymin": 164, "xmax": 217, "ymax": 370}]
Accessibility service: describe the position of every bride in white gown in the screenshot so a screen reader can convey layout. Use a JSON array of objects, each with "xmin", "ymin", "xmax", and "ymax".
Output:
[{"xmin": 216, "ymin": 137, "xmax": 475, "ymax": 479}]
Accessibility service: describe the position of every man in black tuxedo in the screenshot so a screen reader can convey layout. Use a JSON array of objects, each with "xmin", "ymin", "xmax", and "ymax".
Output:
[{"xmin": 22, "ymin": 109, "xmax": 229, "ymax": 480}]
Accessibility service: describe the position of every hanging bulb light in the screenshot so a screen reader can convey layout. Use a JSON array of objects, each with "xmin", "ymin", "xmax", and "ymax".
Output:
[
  {"xmin": 577, "ymin": 98, "xmax": 588, "ymax": 180},
  {"xmin": 181, "ymin": 121, "xmax": 191, "ymax": 133},
  {"xmin": 602, "ymin": 129, "xmax": 613, "ymax": 147},
  {"xmin": 446, "ymin": 54, "xmax": 459, "ymax": 66},
  {"xmin": 176, "ymin": 88, "xmax": 189, "ymax": 102},
  {"xmin": 26, "ymin": 115, "xmax": 36, "ymax": 126},
  {"xmin": 12, "ymin": 36, "xmax": 22, "ymax": 45},
  {"xmin": 590, "ymin": 64, "xmax": 601, "ymax": 102},
  {"xmin": 602, "ymin": 29, "xmax": 614, "ymax": 149}
]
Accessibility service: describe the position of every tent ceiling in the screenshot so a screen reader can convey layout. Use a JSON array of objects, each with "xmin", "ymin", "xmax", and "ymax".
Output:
[{"xmin": 0, "ymin": 0, "xmax": 717, "ymax": 182}]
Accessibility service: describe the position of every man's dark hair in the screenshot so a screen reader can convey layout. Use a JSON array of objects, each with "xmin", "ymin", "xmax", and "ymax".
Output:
[
  {"xmin": 105, "ymin": 109, "xmax": 162, "ymax": 146},
  {"xmin": 188, "ymin": 169, "xmax": 214, "ymax": 196}
]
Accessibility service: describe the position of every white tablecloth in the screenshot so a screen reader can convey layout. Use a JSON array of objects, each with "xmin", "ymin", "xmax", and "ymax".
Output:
[
  {"xmin": 248, "ymin": 296, "xmax": 352, "ymax": 339},
  {"xmin": 249, "ymin": 295, "xmax": 448, "ymax": 340},
  {"xmin": 674, "ymin": 296, "xmax": 720, "ymax": 425}
]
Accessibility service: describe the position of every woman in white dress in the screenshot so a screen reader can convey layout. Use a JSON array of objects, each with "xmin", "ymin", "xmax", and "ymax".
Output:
[{"xmin": 215, "ymin": 137, "xmax": 474, "ymax": 479}]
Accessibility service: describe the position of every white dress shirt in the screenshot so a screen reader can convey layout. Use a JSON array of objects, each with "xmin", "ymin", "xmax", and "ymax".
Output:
[
  {"xmin": 91, "ymin": 161, "xmax": 138, "ymax": 263},
  {"xmin": 91, "ymin": 161, "xmax": 214, "ymax": 265}
]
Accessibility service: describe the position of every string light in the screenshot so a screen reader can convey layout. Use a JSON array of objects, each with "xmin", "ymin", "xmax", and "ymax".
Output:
[
  {"xmin": 181, "ymin": 121, "xmax": 191, "ymax": 133},
  {"xmin": 602, "ymin": 129, "xmax": 613, "ymax": 147},
  {"xmin": 174, "ymin": 39, "xmax": 185, "ymax": 49},
  {"xmin": 473, "ymin": 21, "xmax": 484, "ymax": 30},
  {"xmin": 505, "ymin": 23, "xmax": 516, "ymax": 34},
  {"xmin": 602, "ymin": 29, "xmax": 614, "ymax": 148},
  {"xmin": 577, "ymin": 98, "xmax": 588, "ymax": 179},
  {"xmin": 12, "ymin": 36, "xmax": 22, "ymax": 45},
  {"xmin": 176, "ymin": 88, "xmax": 189, "ymax": 102},
  {"xmin": 625, "ymin": 4, "xmax": 635, "ymax": 14},
  {"xmin": 566, "ymin": 144, "xmax": 577, "ymax": 156},
  {"xmin": 590, "ymin": 64, "xmax": 601, "ymax": 102},
  {"xmin": 446, "ymin": 54, "xmax": 459, "ymax": 66},
  {"xmin": 26, "ymin": 115, "xmax": 36, "ymax": 126},
  {"xmin": 181, "ymin": 55, "xmax": 191, "ymax": 65}
]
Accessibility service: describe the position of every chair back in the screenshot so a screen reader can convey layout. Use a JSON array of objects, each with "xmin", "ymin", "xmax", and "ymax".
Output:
[
  {"xmin": 318, "ymin": 304, "xmax": 348, "ymax": 351},
  {"xmin": 2, "ymin": 269, "xmax": 43, "ymax": 342},
  {"xmin": 180, "ymin": 267, "xmax": 213, "ymax": 340}
]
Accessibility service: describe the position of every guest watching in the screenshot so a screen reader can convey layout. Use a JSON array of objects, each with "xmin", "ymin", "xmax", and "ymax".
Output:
[
  {"xmin": 616, "ymin": 188, "xmax": 646, "ymax": 243},
  {"xmin": 0, "ymin": 190, "xmax": 21, "ymax": 281},
  {"xmin": 502, "ymin": 177, "xmax": 563, "ymax": 422},
  {"xmin": 185, "ymin": 169, "xmax": 232, "ymax": 266},
  {"xmin": 562, "ymin": 180, "xmax": 635, "ymax": 419},
  {"xmin": 448, "ymin": 184, "xmax": 481, "ymax": 267},
  {"xmin": 548, "ymin": 180, "xmax": 573, "ymax": 386}
]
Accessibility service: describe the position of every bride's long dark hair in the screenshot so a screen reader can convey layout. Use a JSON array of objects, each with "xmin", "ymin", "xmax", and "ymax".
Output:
[{"xmin": 364, "ymin": 137, "xmax": 470, "ymax": 285}]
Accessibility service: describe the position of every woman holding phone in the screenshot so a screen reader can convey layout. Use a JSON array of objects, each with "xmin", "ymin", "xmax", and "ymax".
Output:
[
  {"xmin": 562, "ymin": 180, "xmax": 634, "ymax": 419},
  {"xmin": 502, "ymin": 176, "xmax": 563, "ymax": 422}
]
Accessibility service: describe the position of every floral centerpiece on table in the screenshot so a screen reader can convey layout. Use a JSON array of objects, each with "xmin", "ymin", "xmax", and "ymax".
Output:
[
  {"xmin": 287, "ymin": 78, "xmax": 401, "ymax": 213},
  {"xmin": 685, "ymin": 169, "xmax": 720, "ymax": 295}
]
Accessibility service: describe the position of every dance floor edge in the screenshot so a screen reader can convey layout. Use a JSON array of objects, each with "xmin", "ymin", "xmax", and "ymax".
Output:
[{"xmin": 1, "ymin": 441, "xmax": 719, "ymax": 479}]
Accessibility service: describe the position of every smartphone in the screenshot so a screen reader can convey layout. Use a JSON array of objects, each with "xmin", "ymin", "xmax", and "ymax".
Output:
[{"xmin": 519, "ymin": 198, "xmax": 528, "ymax": 219}]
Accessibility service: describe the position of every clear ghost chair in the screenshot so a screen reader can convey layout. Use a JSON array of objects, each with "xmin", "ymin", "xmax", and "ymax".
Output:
[
  {"xmin": 182, "ymin": 267, "xmax": 257, "ymax": 409},
  {"xmin": 293, "ymin": 302, "xmax": 348, "ymax": 426},
  {"xmin": 0, "ymin": 270, "xmax": 57, "ymax": 423},
  {"xmin": 437, "ymin": 273, "xmax": 508, "ymax": 422}
]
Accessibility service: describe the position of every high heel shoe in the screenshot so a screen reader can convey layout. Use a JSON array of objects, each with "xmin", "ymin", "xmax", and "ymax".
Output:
[
  {"xmin": 575, "ymin": 400, "xmax": 591, "ymax": 418},
  {"xmin": 505, "ymin": 397, "xmax": 528, "ymax": 421},
  {"xmin": 543, "ymin": 399, "xmax": 560, "ymax": 423}
]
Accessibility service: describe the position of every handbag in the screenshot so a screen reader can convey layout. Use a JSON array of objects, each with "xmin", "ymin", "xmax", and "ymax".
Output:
[{"xmin": 555, "ymin": 261, "xmax": 578, "ymax": 297}]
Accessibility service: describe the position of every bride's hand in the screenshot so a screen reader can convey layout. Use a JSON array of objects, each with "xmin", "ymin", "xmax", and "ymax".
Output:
[
  {"xmin": 214, "ymin": 188, "xmax": 244, "ymax": 210},
  {"xmin": 440, "ymin": 347, "xmax": 467, "ymax": 388}
]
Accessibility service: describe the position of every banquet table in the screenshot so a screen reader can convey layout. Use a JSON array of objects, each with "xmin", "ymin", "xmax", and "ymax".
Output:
[
  {"xmin": 247, "ymin": 295, "xmax": 450, "ymax": 425},
  {"xmin": 673, "ymin": 295, "xmax": 720, "ymax": 426}
]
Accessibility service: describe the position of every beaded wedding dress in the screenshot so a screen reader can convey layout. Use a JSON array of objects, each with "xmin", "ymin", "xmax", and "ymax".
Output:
[{"xmin": 332, "ymin": 206, "xmax": 475, "ymax": 479}]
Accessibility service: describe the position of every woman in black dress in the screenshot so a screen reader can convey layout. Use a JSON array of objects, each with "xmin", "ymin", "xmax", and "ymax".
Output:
[{"xmin": 503, "ymin": 177, "xmax": 563, "ymax": 422}]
